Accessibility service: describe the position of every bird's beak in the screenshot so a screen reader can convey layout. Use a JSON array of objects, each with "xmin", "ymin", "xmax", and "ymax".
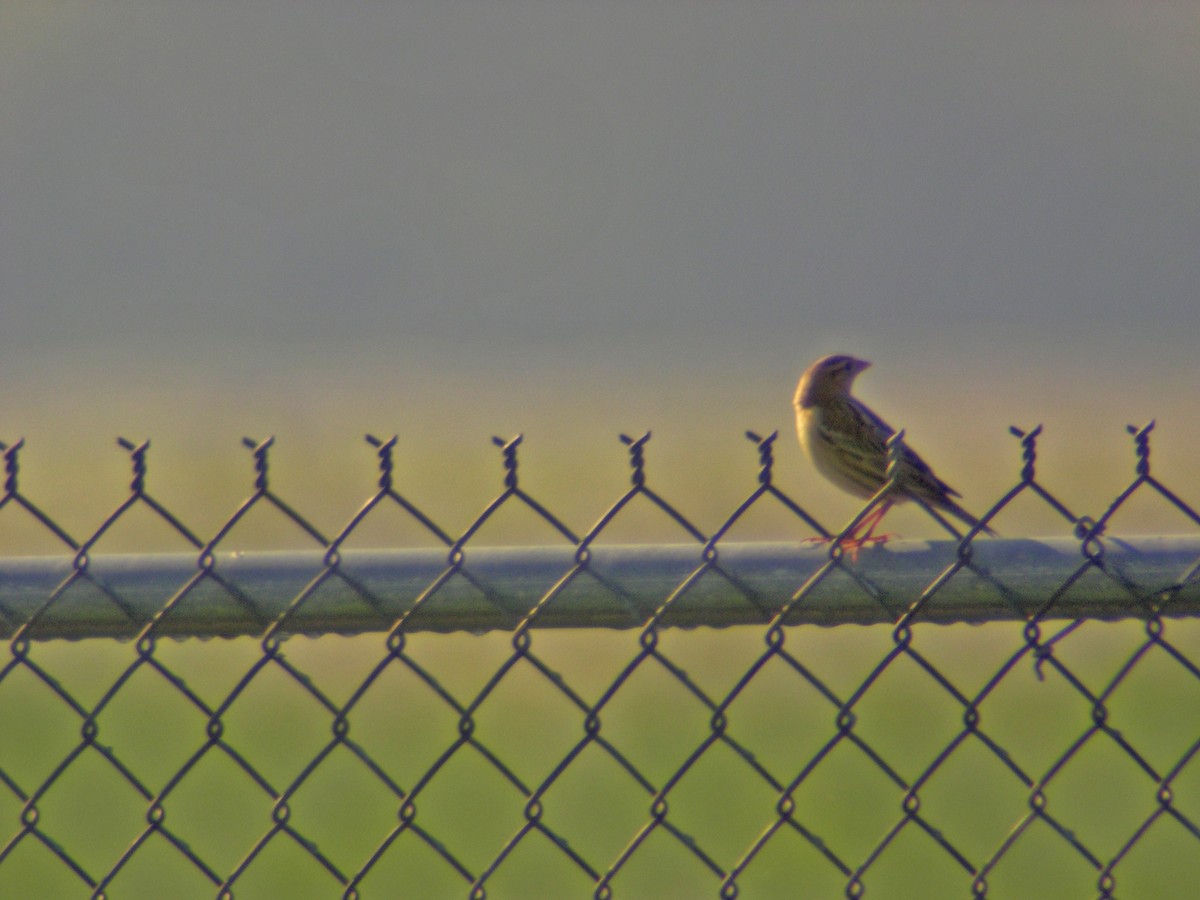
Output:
[{"xmin": 855, "ymin": 359, "xmax": 871, "ymax": 373}]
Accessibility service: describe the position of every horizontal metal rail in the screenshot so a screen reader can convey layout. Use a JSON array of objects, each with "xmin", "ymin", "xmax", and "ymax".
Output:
[{"xmin": 1, "ymin": 537, "xmax": 1198, "ymax": 640}]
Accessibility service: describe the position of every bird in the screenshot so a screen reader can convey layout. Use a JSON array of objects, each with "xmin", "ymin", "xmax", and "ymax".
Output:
[{"xmin": 793, "ymin": 354, "xmax": 993, "ymax": 555}]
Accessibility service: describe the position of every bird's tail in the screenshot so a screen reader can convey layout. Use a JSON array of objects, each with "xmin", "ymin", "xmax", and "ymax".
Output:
[{"xmin": 939, "ymin": 497, "xmax": 997, "ymax": 537}]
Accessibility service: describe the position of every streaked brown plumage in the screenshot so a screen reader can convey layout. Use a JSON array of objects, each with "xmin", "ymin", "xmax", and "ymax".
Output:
[{"xmin": 794, "ymin": 354, "xmax": 993, "ymax": 544}]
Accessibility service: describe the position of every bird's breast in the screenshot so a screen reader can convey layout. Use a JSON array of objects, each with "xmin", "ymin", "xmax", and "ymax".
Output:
[{"xmin": 795, "ymin": 405, "xmax": 879, "ymax": 499}]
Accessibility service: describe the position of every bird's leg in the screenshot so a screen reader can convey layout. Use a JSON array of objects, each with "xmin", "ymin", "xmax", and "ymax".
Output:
[
  {"xmin": 852, "ymin": 501, "xmax": 895, "ymax": 546},
  {"xmin": 835, "ymin": 501, "xmax": 896, "ymax": 560},
  {"xmin": 803, "ymin": 500, "xmax": 896, "ymax": 561}
]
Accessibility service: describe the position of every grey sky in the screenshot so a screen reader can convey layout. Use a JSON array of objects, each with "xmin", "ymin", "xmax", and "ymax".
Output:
[{"xmin": 3, "ymin": 3, "xmax": 1198, "ymax": 394}]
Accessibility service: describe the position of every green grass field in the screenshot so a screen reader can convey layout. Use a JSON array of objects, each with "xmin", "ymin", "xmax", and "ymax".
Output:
[{"xmin": 2, "ymin": 620, "xmax": 1198, "ymax": 898}]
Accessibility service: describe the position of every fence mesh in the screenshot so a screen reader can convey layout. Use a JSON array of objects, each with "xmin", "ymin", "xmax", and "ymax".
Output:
[{"xmin": 0, "ymin": 423, "xmax": 1198, "ymax": 899}]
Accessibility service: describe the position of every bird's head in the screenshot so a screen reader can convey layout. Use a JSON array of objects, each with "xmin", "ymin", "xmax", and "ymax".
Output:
[{"xmin": 794, "ymin": 354, "xmax": 871, "ymax": 408}]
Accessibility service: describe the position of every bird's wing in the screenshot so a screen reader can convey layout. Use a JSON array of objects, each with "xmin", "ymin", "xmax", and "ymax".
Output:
[
  {"xmin": 840, "ymin": 398, "xmax": 963, "ymax": 502},
  {"xmin": 900, "ymin": 446, "xmax": 964, "ymax": 502},
  {"xmin": 815, "ymin": 398, "xmax": 893, "ymax": 493}
]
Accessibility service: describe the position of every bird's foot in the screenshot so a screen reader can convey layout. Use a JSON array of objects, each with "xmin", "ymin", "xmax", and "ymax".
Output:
[{"xmin": 802, "ymin": 532, "xmax": 896, "ymax": 562}]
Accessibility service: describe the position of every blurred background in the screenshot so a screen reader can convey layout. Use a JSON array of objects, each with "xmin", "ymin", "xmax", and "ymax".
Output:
[
  {"xmin": 3, "ymin": 5, "xmax": 1200, "ymax": 898},
  {"xmin": 2, "ymin": 1, "xmax": 1199, "ymax": 545}
]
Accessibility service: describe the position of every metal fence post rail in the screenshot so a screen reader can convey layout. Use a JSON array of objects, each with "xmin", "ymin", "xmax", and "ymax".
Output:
[
  {"xmin": 1, "ymin": 539, "xmax": 1199, "ymax": 639},
  {"xmin": 0, "ymin": 424, "xmax": 1198, "ymax": 898}
]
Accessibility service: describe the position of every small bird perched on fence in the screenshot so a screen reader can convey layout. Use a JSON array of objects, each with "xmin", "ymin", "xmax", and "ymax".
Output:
[{"xmin": 793, "ymin": 354, "xmax": 993, "ymax": 555}]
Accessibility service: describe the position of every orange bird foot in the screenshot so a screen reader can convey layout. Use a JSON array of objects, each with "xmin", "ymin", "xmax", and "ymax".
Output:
[{"xmin": 802, "ymin": 532, "xmax": 896, "ymax": 562}]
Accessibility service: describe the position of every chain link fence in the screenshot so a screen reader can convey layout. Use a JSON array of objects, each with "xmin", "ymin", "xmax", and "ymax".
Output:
[{"xmin": 0, "ymin": 423, "xmax": 1198, "ymax": 899}]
